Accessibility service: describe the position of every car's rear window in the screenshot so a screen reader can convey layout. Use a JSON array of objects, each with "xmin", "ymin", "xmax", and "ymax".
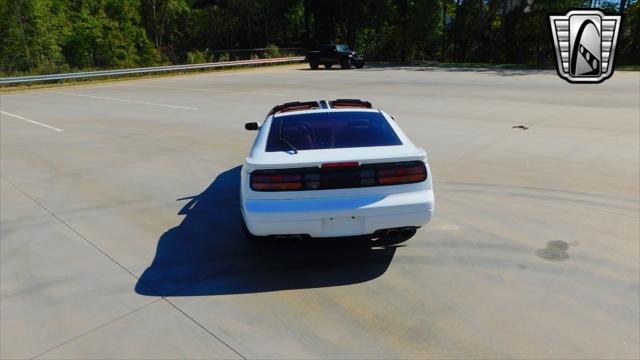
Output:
[{"xmin": 265, "ymin": 111, "xmax": 402, "ymax": 152}]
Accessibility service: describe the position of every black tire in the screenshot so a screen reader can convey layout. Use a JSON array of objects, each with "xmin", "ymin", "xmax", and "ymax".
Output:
[
  {"xmin": 355, "ymin": 61, "xmax": 364, "ymax": 69},
  {"xmin": 340, "ymin": 57, "xmax": 351, "ymax": 69},
  {"xmin": 309, "ymin": 61, "xmax": 319, "ymax": 70},
  {"xmin": 324, "ymin": 63, "xmax": 333, "ymax": 69}
]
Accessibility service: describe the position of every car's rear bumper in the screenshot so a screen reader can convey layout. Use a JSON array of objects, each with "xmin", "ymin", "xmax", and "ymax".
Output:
[{"xmin": 242, "ymin": 189, "xmax": 434, "ymax": 237}]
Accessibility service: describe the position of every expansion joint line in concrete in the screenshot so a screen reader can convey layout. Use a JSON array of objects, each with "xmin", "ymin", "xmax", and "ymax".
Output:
[
  {"xmin": 1, "ymin": 176, "xmax": 247, "ymax": 360},
  {"xmin": 30, "ymin": 299, "xmax": 162, "ymax": 359}
]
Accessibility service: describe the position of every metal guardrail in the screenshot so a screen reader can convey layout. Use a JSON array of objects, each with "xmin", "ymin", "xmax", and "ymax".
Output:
[{"xmin": 0, "ymin": 56, "xmax": 306, "ymax": 85}]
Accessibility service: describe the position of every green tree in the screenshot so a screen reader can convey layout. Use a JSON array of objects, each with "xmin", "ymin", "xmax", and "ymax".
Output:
[
  {"xmin": 1, "ymin": 0, "xmax": 638, "ymax": 76},
  {"xmin": 0, "ymin": 0, "xmax": 66, "ymax": 74},
  {"xmin": 62, "ymin": 0, "xmax": 160, "ymax": 69},
  {"xmin": 619, "ymin": 1, "xmax": 640, "ymax": 64}
]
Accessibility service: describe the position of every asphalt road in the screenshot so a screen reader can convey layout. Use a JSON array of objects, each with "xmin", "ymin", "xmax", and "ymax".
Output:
[{"xmin": 1, "ymin": 64, "xmax": 639, "ymax": 359}]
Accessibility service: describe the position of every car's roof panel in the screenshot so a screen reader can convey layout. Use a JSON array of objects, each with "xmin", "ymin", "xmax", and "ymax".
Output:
[{"xmin": 272, "ymin": 108, "xmax": 380, "ymax": 118}]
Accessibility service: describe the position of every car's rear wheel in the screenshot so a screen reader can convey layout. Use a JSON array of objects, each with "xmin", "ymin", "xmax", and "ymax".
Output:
[
  {"xmin": 324, "ymin": 63, "xmax": 332, "ymax": 69},
  {"xmin": 340, "ymin": 57, "xmax": 351, "ymax": 69},
  {"xmin": 309, "ymin": 61, "xmax": 319, "ymax": 70},
  {"xmin": 355, "ymin": 61, "xmax": 364, "ymax": 69}
]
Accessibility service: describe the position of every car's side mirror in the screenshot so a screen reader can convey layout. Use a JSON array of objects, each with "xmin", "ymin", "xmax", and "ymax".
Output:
[{"xmin": 245, "ymin": 122, "xmax": 260, "ymax": 131}]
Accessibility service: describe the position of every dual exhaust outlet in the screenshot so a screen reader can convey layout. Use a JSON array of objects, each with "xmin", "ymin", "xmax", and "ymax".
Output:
[
  {"xmin": 273, "ymin": 234, "xmax": 306, "ymax": 241},
  {"xmin": 271, "ymin": 227, "xmax": 417, "ymax": 242},
  {"xmin": 381, "ymin": 227, "xmax": 417, "ymax": 242}
]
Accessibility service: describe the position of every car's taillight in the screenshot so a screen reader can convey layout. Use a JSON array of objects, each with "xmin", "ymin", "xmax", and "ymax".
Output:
[
  {"xmin": 321, "ymin": 161, "xmax": 359, "ymax": 168},
  {"xmin": 252, "ymin": 182, "xmax": 302, "ymax": 190},
  {"xmin": 377, "ymin": 164, "xmax": 427, "ymax": 185},
  {"xmin": 251, "ymin": 173, "xmax": 303, "ymax": 191},
  {"xmin": 250, "ymin": 161, "xmax": 427, "ymax": 191}
]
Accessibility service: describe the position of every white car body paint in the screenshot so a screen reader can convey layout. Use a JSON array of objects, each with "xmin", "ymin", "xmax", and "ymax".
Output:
[{"xmin": 241, "ymin": 107, "xmax": 434, "ymax": 237}]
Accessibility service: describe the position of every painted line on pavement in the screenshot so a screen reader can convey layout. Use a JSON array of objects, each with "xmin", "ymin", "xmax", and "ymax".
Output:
[
  {"xmin": 50, "ymin": 91, "xmax": 200, "ymax": 111},
  {"xmin": 0, "ymin": 110, "xmax": 63, "ymax": 132},
  {"xmin": 134, "ymin": 84, "xmax": 285, "ymax": 97}
]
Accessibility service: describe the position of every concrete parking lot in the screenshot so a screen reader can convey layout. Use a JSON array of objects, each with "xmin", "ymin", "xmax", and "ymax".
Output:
[{"xmin": 1, "ymin": 64, "xmax": 638, "ymax": 359}]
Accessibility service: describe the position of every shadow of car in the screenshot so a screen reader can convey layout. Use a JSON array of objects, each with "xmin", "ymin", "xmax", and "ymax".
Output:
[{"xmin": 135, "ymin": 166, "xmax": 399, "ymax": 297}]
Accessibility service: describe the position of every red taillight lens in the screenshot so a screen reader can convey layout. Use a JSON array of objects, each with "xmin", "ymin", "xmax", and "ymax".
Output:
[
  {"xmin": 378, "ymin": 174, "xmax": 426, "ymax": 185},
  {"xmin": 377, "ymin": 164, "xmax": 427, "ymax": 185},
  {"xmin": 252, "ymin": 182, "xmax": 302, "ymax": 190},
  {"xmin": 321, "ymin": 161, "xmax": 359, "ymax": 168},
  {"xmin": 250, "ymin": 172, "xmax": 303, "ymax": 191},
  {"xmin": 252, "ymin": 174, "xmax": 302, "ymax": 182},
  {"xmin": 377, "ymin": 165, "xmax": 425, "ymax": 177},
  {"xmin": 250, "ymin": 161, "xmax": 427, "ymax": 191}
]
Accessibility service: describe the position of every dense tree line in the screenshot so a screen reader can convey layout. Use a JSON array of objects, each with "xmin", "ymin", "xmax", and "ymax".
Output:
[{"xmin": 0, "ymin": 0, "xmax": 637, "ymax": 75}]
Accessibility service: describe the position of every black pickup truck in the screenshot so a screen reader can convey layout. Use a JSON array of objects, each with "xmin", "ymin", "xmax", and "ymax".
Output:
[{"xmin": 306, "ymin": 44, "xmax": 365, "ymax": 70}]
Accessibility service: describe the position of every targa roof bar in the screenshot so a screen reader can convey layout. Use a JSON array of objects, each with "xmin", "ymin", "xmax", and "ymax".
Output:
[
  {"xmin": 268, "ymin": 101, "xmax": 323, "ymax": 116},
  {"xmin": 329, "ymin": 99, "xmax": 372, "ymax": 109},
  {"xmin": 267, "ymin": 99, "xmax": 373, "ymax": 116}
]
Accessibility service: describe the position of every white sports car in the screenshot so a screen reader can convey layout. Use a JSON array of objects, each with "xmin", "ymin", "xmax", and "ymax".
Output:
[{"xmin": 241, "ymin": 99, "xmax": 434, "ymax": 242}]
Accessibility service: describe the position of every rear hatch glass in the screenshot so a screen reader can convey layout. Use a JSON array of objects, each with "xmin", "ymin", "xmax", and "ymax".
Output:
[{"xmin": 266, "ymin": 111, "xmax": 402, "ymax": 152}]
